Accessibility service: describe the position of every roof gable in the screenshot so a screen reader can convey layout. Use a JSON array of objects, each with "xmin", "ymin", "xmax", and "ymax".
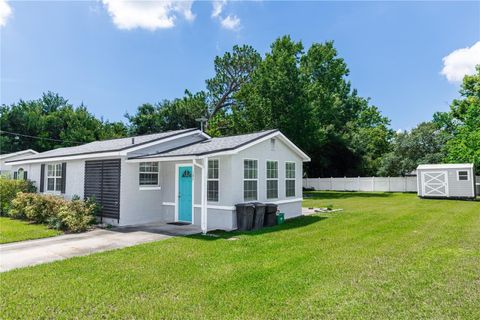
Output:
[
  {"xmin": 130, "ymin": 130, "xmax": 311, "ymax": 162},
  {"xmin": 0, "ymin": 149, "xmax": 38, "ymax": 160}
]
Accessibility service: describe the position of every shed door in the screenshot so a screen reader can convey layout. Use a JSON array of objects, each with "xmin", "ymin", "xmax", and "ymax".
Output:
[
  {"xmin": 422, "ymin": 171, "xmax": 448, "ymax": 197},
  {"xmin": 84, "ymin": 159, "xmax": 121, "ymax": 221}
]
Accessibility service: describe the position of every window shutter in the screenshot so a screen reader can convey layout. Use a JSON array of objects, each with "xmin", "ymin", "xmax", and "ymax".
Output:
[
  {"xmin": 61, "ymin": 162, "xmax": 67, "ymax": 194},
  {"xmin": 40, "ymin": 164, "xmax": 45, "ymax": 192},
  {"xmin": 13, "ymin": 172, "xmax": 18, "ymax": 180},
  {"xmin": 24, "ymin": 171, "xmax": 28, "ymax": 180}
]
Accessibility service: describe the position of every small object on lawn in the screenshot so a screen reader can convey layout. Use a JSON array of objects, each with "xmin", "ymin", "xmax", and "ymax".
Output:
[
  {"xmin": 314, "ymin": 208, "xmax": 343, "ymax": 213},
  {"xmin": 226, "ymin": 237, "xmax": 239, "ymax": 241},
  {"xmin": 202, "ymin": 233, "xmax": 220, "ymax": 238},
  {"xmin": 276, "ymin": 212, "xmax": 285, "ymax": 225}
]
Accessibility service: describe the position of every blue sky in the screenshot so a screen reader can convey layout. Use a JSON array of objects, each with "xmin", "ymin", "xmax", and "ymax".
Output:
[{"xmin": 1, "ymin": 1, "xmax": 479, "ymax": 131}]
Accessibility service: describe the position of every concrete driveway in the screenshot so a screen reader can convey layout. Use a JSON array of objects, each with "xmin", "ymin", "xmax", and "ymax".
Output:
[{"xmin": 0, "ymin": 223, "xmax": 201, "ymax": 272}]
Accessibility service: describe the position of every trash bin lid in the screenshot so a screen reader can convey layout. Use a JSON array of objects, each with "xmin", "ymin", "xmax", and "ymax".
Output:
[
  {"xmin": 251, "ymin": 202, "xmax": 266, "ymax": 207},
  {"xmin": 235, "ymin": 203, "xmax": 255, "ymax": 208}
]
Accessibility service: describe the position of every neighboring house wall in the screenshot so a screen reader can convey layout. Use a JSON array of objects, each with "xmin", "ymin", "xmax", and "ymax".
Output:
[
  {"xmin": 417, "ymin": 167, "xmax": 475, "ymax": 198},
  {"xmin": 0, "ymin": 152, "xmax": 37, "ymax": 176}
]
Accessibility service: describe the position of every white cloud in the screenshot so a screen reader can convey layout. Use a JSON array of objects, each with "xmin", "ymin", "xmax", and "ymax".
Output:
[
  {"xmin": 211, "ymin": 0, "xmax": 225, "ymax": 18},
  {"xmin": 220, "ymin": 14, "xmax": 240, "ymax": 30},
  {"xmin": 441, "ymin": 41, "xmax": 480, "ymax": 83},
  {"xmin": 0, "ymin": 0, "xmax": 12, "ymax": 27},
  {"xmin": 211, "ymin": 0, "xmax": 241, "ymax": 31},
  {"xmin": 102, "ymin": 0, "xmax": 195, "ymax": 31}
]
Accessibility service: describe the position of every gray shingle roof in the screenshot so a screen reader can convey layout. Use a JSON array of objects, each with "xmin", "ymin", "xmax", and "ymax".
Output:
[
  {"xmin": 134, "ymin": 129, "xmax": 278, "ymax": 158},
  {"xmin": 7, "ymin": 129, "xmax": 197, "ymax": 162}
]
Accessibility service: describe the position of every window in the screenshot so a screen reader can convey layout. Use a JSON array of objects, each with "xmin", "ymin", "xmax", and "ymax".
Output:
[
  {"xmin": 457, "ymin": 170, "xmax": 469, "ymax": 181},
  {"xmin": 16, "ymin": 168, "xmax": 25, "ymax": 180},
  {"xmin": 285, "ymin": 162, "xmax": 296, "ymax": 197},
  {"xmin": 139, "ymin": 162, "xmax": 159, "ymax": 186},
  {"xmin": 266, "ymin": 161, "xmax": 278, "ymax": 199},
  {"xmin": 244, "ymin": 159, "xmax": 258, "ymax": 201},
  {"xmin": 207, "ymin": 159, "xmax": 219, "ymax": 202},
  {"xmin": 47, "ymin": 164, "xmax": 62, "ymax": 192}
]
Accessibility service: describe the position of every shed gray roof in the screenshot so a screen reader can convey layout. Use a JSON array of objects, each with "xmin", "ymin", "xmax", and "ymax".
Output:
[
  {"xmin": 6, "ymin": 128, "xmax": 197, "ymax": 162},
  {"xmin": 132, "ymin": 129, "xmax": 278, "ymax": 159}
]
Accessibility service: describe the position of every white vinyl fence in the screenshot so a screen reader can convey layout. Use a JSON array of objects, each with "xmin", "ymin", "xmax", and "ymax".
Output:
[{"xmin": 303, "ymin": 176, "xmax": 418, "ymax": 192}]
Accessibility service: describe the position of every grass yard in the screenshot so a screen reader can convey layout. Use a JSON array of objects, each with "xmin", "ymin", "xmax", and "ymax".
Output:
[
  {"xmin": 0, "ymin": 217, "xmax": 61, "ymax": 244},
  {"xmin": 1, "ymin": 192, "xmax": 479, "ymax": 319}
]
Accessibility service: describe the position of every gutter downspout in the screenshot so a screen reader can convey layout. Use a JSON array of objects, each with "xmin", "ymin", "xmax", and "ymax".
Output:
[{"xmin": 193, "ymin": 158, "xmax": 208, "ymax": 234}]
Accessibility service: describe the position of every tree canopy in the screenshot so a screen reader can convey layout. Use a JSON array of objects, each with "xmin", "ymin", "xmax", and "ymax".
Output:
[
  {"xmin": 2, "ymin": 37, "xmax": 478, "ymax": 176},
  {"xmin": 0, "ymin": 92, "xmax": 127, "ymax": 153}
]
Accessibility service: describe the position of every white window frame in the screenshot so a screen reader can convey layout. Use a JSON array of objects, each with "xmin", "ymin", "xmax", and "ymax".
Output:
[
  {"xmin": 207, "ymin": 158, "xmax": 220, "ymax": 202},
  {"xmin": 139, "ymin": 162, "xmax": 161, "ymax": 190},
  {"xmin": 285, "ymin": 161, "xmax": 296, "ymax": 198},
  {"xmin": 46, "ymin": 163, "xmax": 62, "ymax": 194},
  {"xmin": 266, "ymin": 160, "xmax": 279, "ymax": 200},
  {"xmin": 456, "ymin": 170, "xmax": 470, "ymax": 182},
  {"xmin": 243, "ymin": 158, "xmax": 259, "ymax": 202}
]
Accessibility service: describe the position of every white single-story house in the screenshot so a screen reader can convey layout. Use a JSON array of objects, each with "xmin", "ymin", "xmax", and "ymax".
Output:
[
  {"xmin": 417, "ymin": 163, "xmax": 476, "ymax": 199},
  {"xmin": 6, "ymin": 129, "xmax": 310, "ymax": 232},
  {"xmin": 0, "ymin": 149, "xmax": 38, "ymax": 178}
]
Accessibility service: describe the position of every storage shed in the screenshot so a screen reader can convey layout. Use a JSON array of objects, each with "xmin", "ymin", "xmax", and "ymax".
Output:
[{"xmin": 417, "ymin": 164, "xmax": 476, "ymax": 199}]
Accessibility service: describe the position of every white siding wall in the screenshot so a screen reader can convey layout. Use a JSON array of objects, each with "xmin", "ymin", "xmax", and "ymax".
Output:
[
  {"xmin": 119, "ymin": 158, "xmax": 164, "ymax": 226},
  {"xmin": 10, "ymin": 160, "xmax": 84, "ymax": 199}
]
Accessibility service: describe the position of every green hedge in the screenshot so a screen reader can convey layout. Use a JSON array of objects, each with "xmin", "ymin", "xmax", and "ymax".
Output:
[
  {"xmin": 0, "ymin": 178, "xmax": 36, "ymax": 215},
  {"xmin": 9, "ymin": 193, "xmax": 97, "ymax": 233}
]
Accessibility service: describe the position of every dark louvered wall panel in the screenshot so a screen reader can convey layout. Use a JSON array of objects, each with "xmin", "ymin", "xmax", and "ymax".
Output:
[{"xmin": 84, "ymin": 159, "xmax": 121, "ymax": 220}]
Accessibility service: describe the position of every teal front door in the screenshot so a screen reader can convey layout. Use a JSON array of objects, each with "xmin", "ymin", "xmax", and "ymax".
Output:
[{"xmin": 178, "ymin": 166, "xmax": 193, "ymax": 222}]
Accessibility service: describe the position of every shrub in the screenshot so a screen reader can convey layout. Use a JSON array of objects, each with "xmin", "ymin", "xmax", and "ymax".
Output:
[
  {"xmin": 0, "ymin": 178, "xmax": 36, "ymax": 215},
  {"xmin": 25, "ymin": 194, "xmax": 66, "ymax": 224},
  {"xmin": 9, "ymin": 193, "xmax": 96, "ymax": 232},
  {"xmin": 57, "ymin": 199, "xmax": 96, "ymax": 232},
  {"xmin": 9, "ymin": 192, "xmax": 36, "ymax": 220}
]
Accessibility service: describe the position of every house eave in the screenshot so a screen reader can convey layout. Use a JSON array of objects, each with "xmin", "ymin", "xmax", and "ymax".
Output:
[{"xmin": 6, "ymin": 130, "xmax": 207, "ymax": 165}]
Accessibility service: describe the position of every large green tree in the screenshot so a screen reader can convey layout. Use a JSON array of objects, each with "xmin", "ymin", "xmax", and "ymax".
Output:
[
  {"xmin": 0, "ymin": 92, "xmax": 127, "ymax": 153},
  {"xmin": 441, "ymin": 65, "xmax": 480, "ymax": 173},
  {"xmin": 378, "ymin": 122, "xmax": 449, "ymax": 176},
  {"xmin": 125, "ymin": 91, "xmax": 208, "ymax": 135}
]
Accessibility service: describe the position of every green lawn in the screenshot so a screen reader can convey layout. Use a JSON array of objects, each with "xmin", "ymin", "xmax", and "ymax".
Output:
[
  {"xmin": 0, "ymin": 217, "xmax": 62, "ymax": 244},
  {"xmin": 1, "ymin": 192, "xmax": 479, "ymax": 319}
]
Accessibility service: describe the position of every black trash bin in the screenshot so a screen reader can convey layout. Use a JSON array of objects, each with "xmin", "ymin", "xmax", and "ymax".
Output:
[
  {"xmin": 264, "ymin": 203, "xmax": 278, "ymax": 227},
  {"xmin": 252, "ymin": 202, "xmax": 266, "ymax": 230},
  {"xmin": 235, "ymin": 203, "xmax": 255, "ymax": 231}
]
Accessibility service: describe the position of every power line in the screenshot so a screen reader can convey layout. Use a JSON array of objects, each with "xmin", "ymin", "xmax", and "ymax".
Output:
[{"xmin": 0, "ymin": 130, "xmax": 84, "ymax": 145}]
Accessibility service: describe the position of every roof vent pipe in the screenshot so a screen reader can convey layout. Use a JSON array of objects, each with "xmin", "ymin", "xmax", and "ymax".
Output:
[{"xmin": 132, "ymin": 137, "xmax": 135, "ymax": 144}]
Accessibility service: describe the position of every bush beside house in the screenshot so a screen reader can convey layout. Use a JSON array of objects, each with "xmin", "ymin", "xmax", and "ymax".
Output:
[
  {"xmin": 9, "ymin": 193, "xmax": 96, "ymax": 232},
  {"xmin": 1, "ymin": 177, "xmax": 97, "ymax": 233},
  {"xmin": 0, "ymin": 178, "xmax": 36, "ymax": 215}
]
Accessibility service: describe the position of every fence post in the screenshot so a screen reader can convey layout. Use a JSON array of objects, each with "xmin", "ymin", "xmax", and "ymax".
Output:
[
  {"xmin": 358, "ymin": 176, "xmax": 360, "ymax": 191},
  {"xmin": 330, "ymin": 177, "xmax": 333, "ymax": 190},
  {"xmin": 344, "ymin": 176, "xmax": 347, "ymax": 191},
  {"xmin": 404, "ymin": 176, "xmax": 407, "ymax": 192},
  {"xmin": 388, "ymin": 176, "xmax": 391, "ymax": 192},
  {"xmin": 372, "ymin": 176, "xmax": 375, "ymax": 191}
]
